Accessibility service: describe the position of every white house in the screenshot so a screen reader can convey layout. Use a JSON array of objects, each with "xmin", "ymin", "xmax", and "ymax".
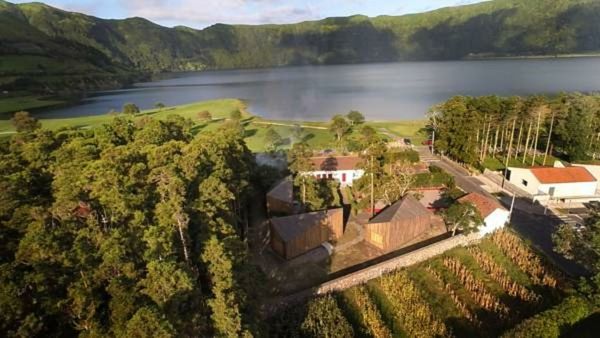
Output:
[
  {"xmin": 304, "ymin": 156, "xmax": 364, "ymax": 186},
  {"xmin": 459, "ymin": 192, "xmax": 510, "ymax": 236},
  {"xmin": 506, "ymin": 166, "xmax": 599, "ymax": 204}
]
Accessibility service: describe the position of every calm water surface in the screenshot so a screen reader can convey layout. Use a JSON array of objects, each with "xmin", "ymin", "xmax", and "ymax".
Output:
[{"xmin": 41, "ymin": 58, "xmax": 600, "ymax": 120}]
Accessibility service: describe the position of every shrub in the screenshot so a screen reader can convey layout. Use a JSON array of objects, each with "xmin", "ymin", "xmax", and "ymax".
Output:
[
  {"xmin": 502, "ymin": 296, "xmax": 590, "ymax": 338},
  {"xmin": 300, "ymin": 295, "xmax": 354, "ymax": 338}
]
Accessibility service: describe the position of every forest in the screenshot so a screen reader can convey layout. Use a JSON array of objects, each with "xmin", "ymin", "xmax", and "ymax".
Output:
[
  {"xmin": 3, "ymin": 0, "xmax": 600, "ymax": 95},
  {"xmin": 431, "ymin": 92, "xmax": 600, "ymax": 168},
  {"xmin": 0, "ymin": 113, "xmax": 263, "ymax": 336}
]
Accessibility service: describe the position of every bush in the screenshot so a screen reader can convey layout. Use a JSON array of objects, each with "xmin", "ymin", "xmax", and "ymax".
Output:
[
  {"xmin": 385, "ymin": 149, "xmax": 420, "ymax": 164},
  {"xmin": 502, "ymin": 296, "xmax": 590, "ymax": 338},
  {"xmin": 300, "ymin": 295, "xmax": 354, "ymax": 338}
]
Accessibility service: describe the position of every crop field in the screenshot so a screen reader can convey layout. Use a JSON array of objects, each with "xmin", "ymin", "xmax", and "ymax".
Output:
[{"xmin": 268, "ymin": 230, "xmax": 594, "ymax": 337}]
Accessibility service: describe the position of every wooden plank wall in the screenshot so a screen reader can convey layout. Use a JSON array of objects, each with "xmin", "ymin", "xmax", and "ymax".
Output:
[
  {"xmin": 365, "ymin": 214, "xmax": 433, "ymax": 252},
  {"xmin": 286, "ymin": 222, "xmax": 329, "ymax": 259},
  {"xmin": 326, "ymin": 208, "xmax": 344, "ymax": 240}
]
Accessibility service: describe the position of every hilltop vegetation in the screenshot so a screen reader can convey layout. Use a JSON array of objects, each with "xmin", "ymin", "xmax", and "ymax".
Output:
[{"xmin": 2, "ymin": 0, "xmax": 600, "ymax": 96}]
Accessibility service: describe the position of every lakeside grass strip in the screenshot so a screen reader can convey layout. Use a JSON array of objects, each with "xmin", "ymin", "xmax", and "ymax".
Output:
[
  {"xmin": 490, "ymin": 231, "xmax": 559, "ymax": 288},
  {"xmin": 343, "ymin": 286, "xmax": 393, "ymax": 338},
  {"xmin": 377, "ymin": 271, "xmax": 449, "ymax": 338}
]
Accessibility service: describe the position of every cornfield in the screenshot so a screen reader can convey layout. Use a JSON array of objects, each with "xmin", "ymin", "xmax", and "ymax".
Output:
[
  {"xmin": 426, "ymin": 266, "xmax": 482, "ymax": 327},
  {"xmin": 346, "ymin": 286, "xmax": 393, "ymax": 338},
  {"xmin": 490, "ymin": 231, "xmax": 558, "ymax": 288},
  {"xmin": 379, "ymin": 271, "xmax": 449, "ymax": 338},
  {"xmin": 443, "ymin": 257, "xmax": 510, "ymax": 317},
  {"xmin": 468, "ymin": 247, "xmax": 540, "ymax": 303}
]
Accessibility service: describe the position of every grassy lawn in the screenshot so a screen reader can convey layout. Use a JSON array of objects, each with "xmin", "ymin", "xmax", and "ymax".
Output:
[
  {"xmin": 1, "ymin": 97, "xmax": 428, "ymax": 152},
  {"xmin": 368, "ymin": 120, "xmax": 428, "ymax": 144},
  {"xmin": 0, "ymin": 95, "xmax": 65, "ymax": 115}
]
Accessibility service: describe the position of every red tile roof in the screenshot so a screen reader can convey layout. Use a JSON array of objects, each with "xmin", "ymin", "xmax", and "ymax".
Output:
[
  {"xmin": 459, "ymin": 193, "xmax": 504, "ymax": 218},
  {"xmin": 530, "ymin": 167, "xmax": 596, "ymax": 184},
  {"xmin": 309, "ymin": 156, "xmax": 362, "ymax": 171}
]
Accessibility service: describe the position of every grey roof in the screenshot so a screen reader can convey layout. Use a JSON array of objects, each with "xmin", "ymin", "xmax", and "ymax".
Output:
[
  {"xmin": 271, "ymin": 210, "xmax": 329, "ymax": 242},
  {"xmin": 369, "ymin": 195, "xmax": 431, "ymax": 224},
  {"xmin": 266, "ymin": 176, "xmax": 293, "ymax": 203}
]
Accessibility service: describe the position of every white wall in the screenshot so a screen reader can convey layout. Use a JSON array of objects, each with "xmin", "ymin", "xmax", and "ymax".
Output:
[
  {"xmin": 305, "ymin": 169, "xmax": 365, "ymax": 186},
  {"xmin": 506, "ymin": 168, "xmax": 541, "ymax": 195},
  {"xmin": 480, "ymin": 208, "xmax": 510, "ymax": 236},
  {"xmin": 538, "ymin": 182, "xmax": 598, "ymax": 199}
]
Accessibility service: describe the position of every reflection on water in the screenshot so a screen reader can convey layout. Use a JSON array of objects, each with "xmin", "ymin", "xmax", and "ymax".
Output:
[{"xmin": 40, "ymin": 58, "xmax": 600, "ymax": 121}]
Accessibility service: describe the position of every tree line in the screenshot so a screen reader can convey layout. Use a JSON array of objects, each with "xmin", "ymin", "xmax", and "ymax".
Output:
[
  {"xmin": 1, "ymin": 112, "xmax": 261, "ymax": 336},
  {"xmin": 430, "ymin": 93, "xmax": 600, "ymax": 167}
]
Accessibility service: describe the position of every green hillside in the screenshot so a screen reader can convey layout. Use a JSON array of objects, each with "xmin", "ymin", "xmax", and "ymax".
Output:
[{"xmin": 1, "ymin": 0, "xmax": 600, "ymax": 97}]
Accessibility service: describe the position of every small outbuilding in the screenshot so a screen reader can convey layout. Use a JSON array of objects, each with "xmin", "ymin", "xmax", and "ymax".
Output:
[
  {"xmin": 365, "ymin": 195, "xmax": 441, "ymax": 252},
  {"xmin": 266, "ymin": 177, "xmax": 294, "ymax": 215},
  {"xmin": 270, "ymin": 208, "xmax": 344, "ymax": 260},
  {"xmin": 459, "ymin": 192, "xmax": 509, "ymax": 236}
]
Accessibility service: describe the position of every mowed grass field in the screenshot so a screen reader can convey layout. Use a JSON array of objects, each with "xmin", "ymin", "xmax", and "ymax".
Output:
[
  {"xmin": 269, "ymin": 230, "xmax": 590, "ymax": 337},
  {"xmin": 0, "ymin": 98, "xmax": 427, "ymax": 152},
  {"xmin": 0, "ymin": 95, "xmax": 65, "ymax": 115}
]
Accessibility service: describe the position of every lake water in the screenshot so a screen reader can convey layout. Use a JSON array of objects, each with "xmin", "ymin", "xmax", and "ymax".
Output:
[{"xmin": 41, "ymin": 58, "xmax": 600, "ymax": 121}]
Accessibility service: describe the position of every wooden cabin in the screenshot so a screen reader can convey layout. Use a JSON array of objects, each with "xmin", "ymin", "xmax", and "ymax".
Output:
[
  {"xmin": 266, "ymin": 177, "xmax": 294, "ymax": 215},
  {"xmin": 270, "ymin": 208, "xmax": 344, "ymax": 259},
  {"xmin": 365, "ymin": 195, "xmax": 439, "ymax": 252}
]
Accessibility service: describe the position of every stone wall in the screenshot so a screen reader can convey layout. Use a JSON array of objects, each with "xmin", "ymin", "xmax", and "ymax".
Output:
[
  {"xmin": 264, "ymin": 232, "xmax": 481, "ymax": 317},
  {"xmin": 315, "ymin": 232, "xmax": 481, "ymax": 294}
]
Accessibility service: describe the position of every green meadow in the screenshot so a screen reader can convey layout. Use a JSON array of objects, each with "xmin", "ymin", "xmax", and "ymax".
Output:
[{"xmin": 0, "ymin": 98, "xmax": 427, "ymax": 152}]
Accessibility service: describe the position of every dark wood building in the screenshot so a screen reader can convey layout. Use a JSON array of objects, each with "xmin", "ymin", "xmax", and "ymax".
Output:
[
  {"xmin": 270, "ymin": 208, "xmax": 344, "ymax": 259},
  {"xmin": 365, "ymin": 195, "xmax": 440, "ymax": 252},
  {"xmin": 266, "ymin": 177, "xmax": 294, "ymax": 215}
]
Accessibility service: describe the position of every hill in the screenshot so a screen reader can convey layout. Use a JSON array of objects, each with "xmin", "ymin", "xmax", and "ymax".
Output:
[{"xmin": 1, "ymin": 0, "xmax": 600, "ymax": 96}]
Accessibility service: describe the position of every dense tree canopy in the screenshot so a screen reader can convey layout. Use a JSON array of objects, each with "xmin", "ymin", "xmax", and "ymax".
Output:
[
  {"xmin": 0, "ymin": 114, "xmax": 260, "ymax": 336},
  {"xmin": 432, "ymin": 93, "xmax": 600, "ymax": 166}
]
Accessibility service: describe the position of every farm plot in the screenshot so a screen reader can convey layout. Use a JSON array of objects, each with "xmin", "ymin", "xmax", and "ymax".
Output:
[{"xmin": 267, "ymin": 230, "xmax": 585, "ymax": 337}]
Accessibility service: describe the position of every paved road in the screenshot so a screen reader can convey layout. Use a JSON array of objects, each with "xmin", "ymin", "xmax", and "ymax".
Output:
[{"xmin": 418, "ymin": 148, "xmax": 588, "ymax": 277}]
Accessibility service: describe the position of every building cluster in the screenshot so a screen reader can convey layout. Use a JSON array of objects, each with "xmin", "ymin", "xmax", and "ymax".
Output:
[{"xmin": 265, "ymin": 154, "xmax": 510, "ymax": 261}]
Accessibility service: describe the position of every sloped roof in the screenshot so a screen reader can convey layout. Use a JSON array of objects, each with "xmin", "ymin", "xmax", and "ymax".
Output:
[
  {"xmin": 369, "ymin": 195, "xmax": 431, "ymax": 224},
  {"xmin": 271, "ymin": 210, "xmax": 330, "ymax": 242},
  {"xmin": 459, "ymin": 192, "xmax": 504, "ymax": 218},
  {"xmin": 530, "ymin": 167, "xmax": 596, "ymax": 184},
  {"xmin": 309, "ymin": 156, "xmax": 362, "ymax": 171},
  {"xmin": 266, "ymin": 177, "xmax": 293, "ymax": 203}
]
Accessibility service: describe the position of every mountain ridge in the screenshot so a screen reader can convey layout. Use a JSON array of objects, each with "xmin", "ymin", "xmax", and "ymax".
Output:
[{"xmin": 1, "ymin": 0, "xmax": 600, "ymax": 96}]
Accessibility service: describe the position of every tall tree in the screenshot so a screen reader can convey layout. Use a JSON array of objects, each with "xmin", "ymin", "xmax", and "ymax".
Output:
[
  {"xmin": 346, "ymin": 110, "xmax": 365, "ymax": 126},
  {"xmin": 443, "ymin": 202, "xmax": 483, "ymax": 236},
  {"xmin": 11, "ymin": 111, "xmax": 41, "ymax": 133},
  {"xmin": 329, "ymin": 115, "xmax": 350, "ymax": 142}
]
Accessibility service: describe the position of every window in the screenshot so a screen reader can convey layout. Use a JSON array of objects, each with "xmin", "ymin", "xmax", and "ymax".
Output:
[
  {"xmin": 328, "ymin": 173, "xmax": 333, "ymax": 179},
  {"xmin": 342, "ymin": 173, "xmax": 346, "ymax": 182},
  {"xmin": 371, "ymin": 232, "xmax": 383, "ymax": 246},
  {"xmin": 521, "ymin": 179, "xmax": 528, "ymax": 187}
]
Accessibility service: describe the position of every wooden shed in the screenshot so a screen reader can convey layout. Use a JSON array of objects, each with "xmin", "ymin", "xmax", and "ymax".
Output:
[
  {"xmin": 365, "ymin": 195, "xmax": 438, "ymax": 252},
  {"xmin": 270, "ymin": 208, "xmax": 344, "ymax": 259},
  {"xmin": 266, "ymin": 177, "xmax": 294, "ymax": 215}
]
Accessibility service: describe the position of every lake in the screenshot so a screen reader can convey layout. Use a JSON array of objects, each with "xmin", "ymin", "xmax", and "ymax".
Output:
[{"xmin": 41, "ymin": 57, "xmax": 600, "ymax": 121}]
